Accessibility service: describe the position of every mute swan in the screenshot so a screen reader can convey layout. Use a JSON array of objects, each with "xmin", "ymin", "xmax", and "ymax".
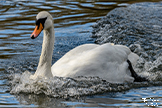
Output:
[{"xmin": 30, "ymin": 11, "xmax": 147, "ymax": 83}]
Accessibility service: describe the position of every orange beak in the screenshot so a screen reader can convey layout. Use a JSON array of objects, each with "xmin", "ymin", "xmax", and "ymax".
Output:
[{"xmin": 30, "ymin": 23, "xmax": 43, "ymax": 39}]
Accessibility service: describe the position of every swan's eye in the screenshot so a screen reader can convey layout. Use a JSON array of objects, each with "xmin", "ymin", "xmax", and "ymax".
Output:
[{"xmin": 35, "ymin": 17, "xmax": 47, "ymax": 29}]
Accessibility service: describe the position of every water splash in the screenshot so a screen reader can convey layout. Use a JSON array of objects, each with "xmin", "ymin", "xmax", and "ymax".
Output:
[{"xmin": 9, "ymin": 70, "xmax": 162, "ymax": 98}]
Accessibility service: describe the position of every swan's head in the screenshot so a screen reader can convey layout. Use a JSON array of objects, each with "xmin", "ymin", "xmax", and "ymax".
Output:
[{"xmin": 30, "ymin": 11, "xmax": 53, "ymax": 39}]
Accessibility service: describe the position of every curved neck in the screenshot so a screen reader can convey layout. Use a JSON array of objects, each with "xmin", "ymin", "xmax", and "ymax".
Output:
[{"xmin": 35, "ymin": 26, "xmax": 55, "ymax": 78}]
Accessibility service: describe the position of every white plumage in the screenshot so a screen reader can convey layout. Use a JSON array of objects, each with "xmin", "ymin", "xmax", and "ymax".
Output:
[{"xmin": 30, "ymin": 11, "xmax": 140, "ymax": 83}]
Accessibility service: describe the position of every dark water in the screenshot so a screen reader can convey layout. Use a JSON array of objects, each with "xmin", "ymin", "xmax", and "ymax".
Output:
[{"xmin": 0, "ymin": 0, "xmax": 162, "ymax": 107}]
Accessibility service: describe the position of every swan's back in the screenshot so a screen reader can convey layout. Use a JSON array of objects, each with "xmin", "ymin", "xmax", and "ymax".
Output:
[{"xmin": 51, "ymin": 43, "xmax": 138, "ymax": 83}]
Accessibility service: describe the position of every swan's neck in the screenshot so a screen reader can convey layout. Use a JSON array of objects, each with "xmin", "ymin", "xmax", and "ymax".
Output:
[{"xmin": 35, "ymin": 26, "xmax": 55, "ymax": 78}]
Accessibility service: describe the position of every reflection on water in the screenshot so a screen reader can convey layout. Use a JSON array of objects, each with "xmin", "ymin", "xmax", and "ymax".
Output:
[{"xmin": 0, "ymin": 0, "xmax": 162, "ymax": 107}]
